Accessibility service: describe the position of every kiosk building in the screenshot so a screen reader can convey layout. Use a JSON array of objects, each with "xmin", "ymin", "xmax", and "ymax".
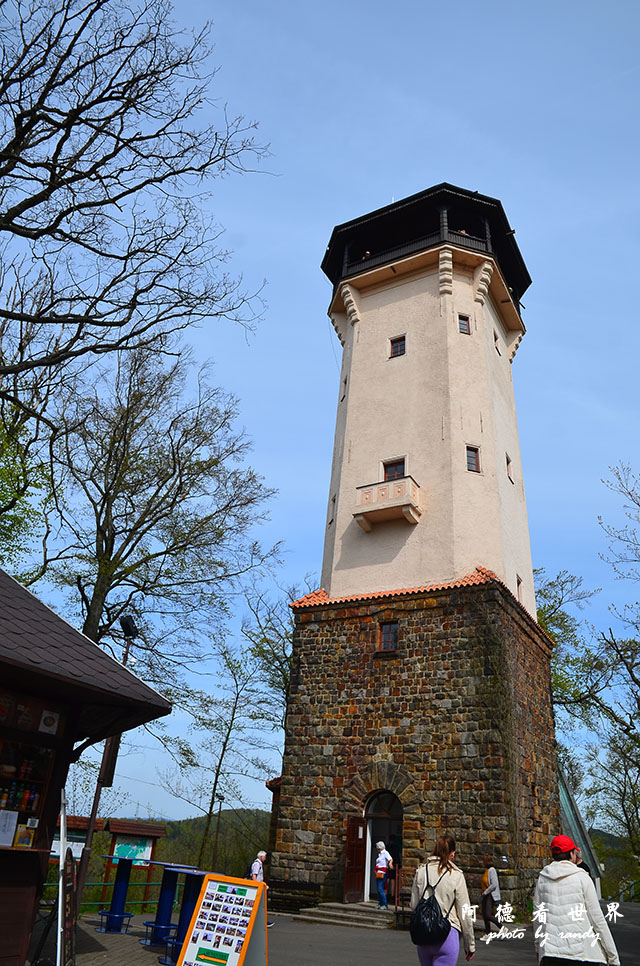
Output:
[{"xmin": 0, "ymin": 568, "xmax": 171, "ymax": 964}]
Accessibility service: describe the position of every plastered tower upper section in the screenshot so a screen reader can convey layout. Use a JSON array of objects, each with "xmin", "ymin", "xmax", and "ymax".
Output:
[{"xmin": 320, "ymin": 183, "xmax": 536, "ymax": 614}]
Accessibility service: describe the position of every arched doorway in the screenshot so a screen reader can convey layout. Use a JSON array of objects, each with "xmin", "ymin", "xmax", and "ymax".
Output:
[{"xmin": 364, "ymin": 790, "xmax": 403, "ymax": 902}]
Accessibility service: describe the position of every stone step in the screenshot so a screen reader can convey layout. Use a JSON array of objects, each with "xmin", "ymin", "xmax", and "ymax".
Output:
[
  {"xmin": 294, "ymin": 902, "xmax": 396, "ymax": 930},
  {"xmin": 299, "ymin": 905, "xmax": 392, "ymax": 921},
  {"xmin": 293, "ymin": 913, "xmax": 392, "ymax": 930},
  {"xmin": 304, "ymin": 902, "xmax": 389, "ymax": 916}
]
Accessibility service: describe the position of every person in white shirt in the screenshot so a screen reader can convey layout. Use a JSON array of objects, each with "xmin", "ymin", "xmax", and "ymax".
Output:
[
  {"xmin": 251, "ymin": 850, "xmax": 274, "ymax": 927},
  {"xmin": 251, "ymin": 850, "xmax": 267, "ymax": 881},
  {"xmin": 374, "ymin": 841, "xmax": 393, "ymax": 909},
  {"xmin": 533, "ymin": 834, "xmax": 619, "ymax": 965}
]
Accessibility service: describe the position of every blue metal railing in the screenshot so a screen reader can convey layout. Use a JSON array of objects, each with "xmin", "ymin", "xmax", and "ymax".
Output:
[{"xmin": 41, "ymin": 878, "xmax": 183, "ymax": 912}]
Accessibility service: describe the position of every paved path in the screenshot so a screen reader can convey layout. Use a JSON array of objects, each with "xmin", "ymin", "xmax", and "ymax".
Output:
[{"xmin": 29, "ymin": 905, "xmax": 638, "ymax": 966}]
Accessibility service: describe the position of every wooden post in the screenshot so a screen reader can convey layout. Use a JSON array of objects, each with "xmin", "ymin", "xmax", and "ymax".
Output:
[{"xmin": 439, "ymin": 205, "xmax": 449, "ymax": 242}]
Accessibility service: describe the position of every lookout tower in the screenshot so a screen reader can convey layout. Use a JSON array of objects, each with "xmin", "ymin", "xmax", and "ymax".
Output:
[
  {"xmin": 320, "ymin": 183, "xmax": 535, "ymax": 613},
  {"xmin": 268, "ymin": 184, "xmax": 559, "ymax": 912}
]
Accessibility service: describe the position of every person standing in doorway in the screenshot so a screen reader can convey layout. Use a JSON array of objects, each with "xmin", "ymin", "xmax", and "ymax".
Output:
[
  {"xmin": 388, "ymin": 834, "xmax": 401, "ymax": 900},
  {"xmin": 480, "ymin": 854, "xmax": 501, "ymax": 935},
  {"xmin": 375, "ymin": 841, "xmax": 393, "ymax": 910}
]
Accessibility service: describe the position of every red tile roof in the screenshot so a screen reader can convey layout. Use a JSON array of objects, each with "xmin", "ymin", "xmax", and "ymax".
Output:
[
  {"xmin": 105, "ymin": 819, "xmax": 167, "ymax": 838},
  {"xmin": 290, "ymin": 566, "xmax": 500, "ymax": 609},
  {"xmin": 57, "ymin": 815, "xmax": 105, "ymax": 831}
]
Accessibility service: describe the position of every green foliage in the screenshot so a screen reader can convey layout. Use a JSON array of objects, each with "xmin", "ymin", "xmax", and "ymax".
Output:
[
  {"xmin": 159, "ymin": 639, "xmax": 274, "ymax": 869},
  {"xmin": 585, "ymin": 735, "xmax": 640, "ymax": 856},
  {"xmin": 534, "ymin": 568, "xmax": 600, "ymax": 728},
  {"xmin": 50, "ymin": 811, "xmax": 270, "ymax": 911},
  {"xmin": 240, "ymin": 580, "xmax": 304, "ymax": 732},
  {"xmin": 157, "ymin": 809, "xmax": 270, "ymax": 876},
  {"xmin": 590, "ymin": 829, "xmax": 640, "ymax": 901},
  {"xmin": 0, "ymin": 417, "xmax": 45, "ymax": 566},
  {"xmin": 38, "ymin": 348, "xmax": 276, "ymax": 657},
  {"xmin": 535, "ymin": 568, "xmax": 595, "ymax": 646},
  {"xmin": 535, "ymin": 528, "xmax": 640, "ymax": 860},
  {"xmin": 556, "ymin": 742, "xmax": 586, "ymax": 799}
]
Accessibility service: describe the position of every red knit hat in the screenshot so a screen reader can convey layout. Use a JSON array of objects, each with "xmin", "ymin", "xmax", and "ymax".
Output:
[{"xmin": 551, "ymin": 835, "xmax": 578, "ymax": 853}]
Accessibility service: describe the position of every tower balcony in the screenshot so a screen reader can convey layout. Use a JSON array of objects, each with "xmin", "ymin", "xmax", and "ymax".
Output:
[
  {"xmin": 343, "ymin": 227, "xmax": 489, "ymax": 278},
  {"xmin": 353, "ymin": 476, "xmax": 422, "ymax": 532}
]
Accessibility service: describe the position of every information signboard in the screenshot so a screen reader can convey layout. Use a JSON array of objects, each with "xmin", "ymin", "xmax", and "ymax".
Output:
[
  {"xmin": 112, "ymin": 834, "xmax": 153, "ymax": 865},
  {"xmin": 176, "ymin": 874, "xmax": 268, "ymax": 966},
  {"xmin": 51, "ymin": 835, "xmax": 84, "ymax": 860}
]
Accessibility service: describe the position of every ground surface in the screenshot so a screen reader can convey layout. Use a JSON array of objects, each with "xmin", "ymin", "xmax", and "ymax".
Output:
[{"xmin": 28, "ymin": 904, "xmax": 639, "ymax": 966}]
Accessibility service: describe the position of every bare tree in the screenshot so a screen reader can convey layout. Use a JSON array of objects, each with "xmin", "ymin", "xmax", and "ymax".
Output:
[
  {"xmin": 539, "ymin": 471, "xmax": 640, "ymax": 845},
  {"xmin": 161, "ymin": 640, "xmax": 273, "ymax": 870},
  {"xmin": 33, "ymin": 347, "xmax": 277, "ymax": 695},
  {"xmin": 239, "ymin": 579, "xmax": 316, "ymax": 733},
  {"xmin": 0, "ymin": 0, "xmax": 266, "ymax": 392},
  {"xmin": 601, "ymin": 463, "xmax": 640, "ymax": 586},
  {"xmin": 587, "ymin": 734, "xmax": 640, "ymax": 855}
]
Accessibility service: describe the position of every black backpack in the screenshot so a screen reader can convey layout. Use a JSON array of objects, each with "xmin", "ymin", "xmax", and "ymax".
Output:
[{"xmin": 409, "ymin": 865, "xmax": 456, "ymax": 946}]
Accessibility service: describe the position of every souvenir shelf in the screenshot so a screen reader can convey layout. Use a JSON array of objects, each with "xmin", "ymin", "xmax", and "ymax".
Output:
[{"xmin": 0, "ymin": 690, "xmax": 62, "ymax": 850}]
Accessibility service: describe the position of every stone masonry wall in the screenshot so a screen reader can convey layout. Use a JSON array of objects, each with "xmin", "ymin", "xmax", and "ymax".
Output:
[{"xmin": 268, "ymin": 579, "xmax": 560, "ymax": 911}]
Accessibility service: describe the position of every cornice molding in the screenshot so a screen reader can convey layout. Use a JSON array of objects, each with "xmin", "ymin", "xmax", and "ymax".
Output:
[
  {"xmin": 340, "ymin": 283, "xmax": 361, "ymax": 327},
  {"xmin": 474, "ymin": 260, "xmax": 493, "ymax": 304},
  {"xmin": 438, "ymin": 247, "xmax": 453, "ymax": 296}
]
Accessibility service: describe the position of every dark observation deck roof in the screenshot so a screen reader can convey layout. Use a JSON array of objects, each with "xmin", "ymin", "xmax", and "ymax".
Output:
[
  {"xmin": 0, "ymin": 568, "xmax": 171, "ymax": 745},
  {"xmin": 321, "ymin": 182, "xmax": 531, "ymax": 307}
]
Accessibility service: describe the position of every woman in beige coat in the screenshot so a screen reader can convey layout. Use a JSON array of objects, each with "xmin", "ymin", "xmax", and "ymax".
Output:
[{"xmin": 410, "ymin": 834, "xmax": 475, "ymax": 964}]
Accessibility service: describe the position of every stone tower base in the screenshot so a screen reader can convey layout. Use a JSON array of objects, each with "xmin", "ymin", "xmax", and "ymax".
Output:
[{"xmin": 267, "ymin": 569, "xmax": 560, "ymax": 912}]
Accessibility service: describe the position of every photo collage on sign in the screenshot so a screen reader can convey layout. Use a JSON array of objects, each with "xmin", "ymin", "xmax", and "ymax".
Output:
[{"xmin": 181, "ymin": 881, "xmax": 258, "ymax": 966}]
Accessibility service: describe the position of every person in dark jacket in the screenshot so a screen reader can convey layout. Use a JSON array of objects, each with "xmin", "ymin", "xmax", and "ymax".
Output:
[{"xmin": 480, "ymin": 854, "xmax": 501, "ymax": 934}]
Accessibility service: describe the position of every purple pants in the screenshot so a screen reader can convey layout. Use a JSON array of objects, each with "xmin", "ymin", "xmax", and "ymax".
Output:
[{"xmin": 416, "ymin": 926, "xmax": 460, "ymax": 966}]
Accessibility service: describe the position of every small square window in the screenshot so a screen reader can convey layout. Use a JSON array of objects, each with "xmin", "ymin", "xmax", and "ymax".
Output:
[
  {"xmin": 494, "ymin": 331, "xmax": 501, "ymax": 355},
  {"xmin": 390, "ymin": 336, "xmax": 406, "ymax": 358},
  {"xmin": 458, "ymin": 314, "xmax": 471, "ymax": 335},
  {"xmin": 380, "ymin": 622, "xmax": 398, "ymax": 651},
  {"xmin": 516, "ymin": 575, "xmax": 523, "ymax": 602},
  {"xmin": 384, "ymin": 459, "xmax": 405, "ymax": 481},
  {"xmin": 466, "ymin": 446, "xmax": 480, "ymax": 473}
]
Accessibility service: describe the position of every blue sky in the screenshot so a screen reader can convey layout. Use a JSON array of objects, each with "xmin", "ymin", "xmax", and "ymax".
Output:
[{"xmin": 104, "ymin": 0, "xmax": 640, "ymax": 818}]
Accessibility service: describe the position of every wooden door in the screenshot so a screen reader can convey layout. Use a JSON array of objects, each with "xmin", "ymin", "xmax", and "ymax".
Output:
[{"xmin": 343, "ymin": 816, "xmax": 367, "ymax": 903}]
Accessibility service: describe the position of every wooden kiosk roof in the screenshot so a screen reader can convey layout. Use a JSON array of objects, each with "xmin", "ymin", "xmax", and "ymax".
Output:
[{"xmin": 0, "ymin": 568, "xmax": 171, "ymax": 745}]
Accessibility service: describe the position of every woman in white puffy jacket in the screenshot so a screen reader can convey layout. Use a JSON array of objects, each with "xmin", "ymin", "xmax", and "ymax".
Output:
[{"xmin": 533, "ymin": 835, "xmax": 620, "ymax": 965}]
